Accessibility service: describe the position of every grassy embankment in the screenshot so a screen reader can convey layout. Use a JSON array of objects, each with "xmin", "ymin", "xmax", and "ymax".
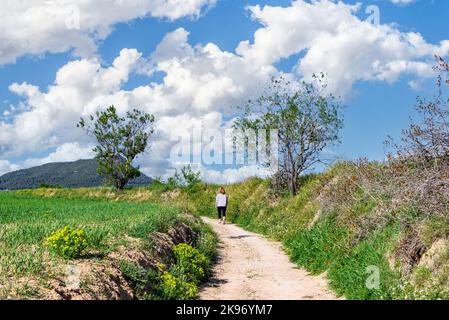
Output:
[
  {"xmin": 164, "ymin": 162, "xmax": 448, "ymax": 300},
  {"xmin": 0, "ymin": 189, "xmax": 216, "ymax": 299}
]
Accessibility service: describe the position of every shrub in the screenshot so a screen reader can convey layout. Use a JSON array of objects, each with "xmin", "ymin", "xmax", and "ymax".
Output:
[
  {"xmin": 38, "ymin": 183, "xmax": 61, "ymax": 189},
  {"xmin": 147, "ymin": 179, "xmax": 172, "ymax": 192},
  {"xmin": 165, "ymin": 177, "xmax": 179, "ymax": 191},
  {"xmin": 119, "ymin": 260, "xmax": 163, "ymax": 299},
  {"xmin": 120, "ymin": 242, "xmax": 212, "ymax": 300},
  {"xmin": 119, "ymin": 260, "xmax": 149, "ymax": 292},
  {"xmin": 162, "ymin": 165, "xmax": 202, "ymax": 194},
  {"xmin": 45, "ymin": 226, "xmax": 88, "ymax": 259},
  {"xmin": 195, "ymin": 229, "xmax": 218, "ymax": 262},
  {"xmin": 173, "ymin": 243, "xmax": 208, "ymax": 282}
]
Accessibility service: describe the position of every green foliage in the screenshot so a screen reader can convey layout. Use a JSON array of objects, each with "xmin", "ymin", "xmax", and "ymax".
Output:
[
  {"xmin": 147, "ymin": 179, "xmax": 174, "ymax": 192},
  {"xmin": 83, "ymin": 226, "xmax": 109, "ymax": 250},
  {"xmin": 163, "ymin": 165, "xmax": 202, "ymax": 194},
  {"xmin": 45, "ymin": 226, "xmax": 88, "ymax": 259},
  {"xmin": 285, "ymin": 215, "xmax": 350, "ymax": 274},
  {"xmin": 119, "ymin": 260, "xmax": 156, "ymax": 299},
  {"xmin": 0, "ymin": 188, "xmax": 217, "ymax": 300},
  {"xmin": 188, "ymin": 186, "xmax": 216, "ymax": 217},
  {"xmin": 119, "ymin": 260, "xmax": 148, "ymax": 290},
  {"xmin": 194, "ymin": 226, "xmax": 218, "ymax": 262},
  {"xmin": 166, "ymin": 176, "xmax": 180, "ymax": 191},
  {"xmin": 173, "ymin": 243, "xmax": 209, "ymax": 282},
  {"xmin": 78, "ymin": 105, "xmax": 155, "ymax": 191},
  {"xmin": 38, "ymin": 183, "xmax": 62, "ymax": 189},
  {"xmin": 390, "ymin": 266, "xmax": 449, "ymax": 300},
  {"xmin": 129, "ymin": 210, "xmax": 178, "ymax": 238},
  {"xmin": 0, "ymin": 191, "xmax": 179, "ymax": 280},
  {"xmin": 117, "ymin": 219, "xmax": 216, "ymax": 301},
  {"xmin": 180, "ymin": 165, "xmax": 201, "ymax": 193},
  {"xmin": 234, "ymin": 75, "xmax": 343, "ymax": 195},
  {"xmin": 120, "ymin": 243, "xmax": 212, "ymax": 300},
  {"xmin": 158, "ymin": 270, "xmax": 198, "ymax": 300},
  {"xmin": 420, "ymin": 216, "xmax": 449, "ymax": 246},
  {"xmin": 155, "ymin": 244, "xmax": 208, "ymax": 300},
  {"xmin": 327, "ymin": 225, "xmax": 400, "ymax": 300}
]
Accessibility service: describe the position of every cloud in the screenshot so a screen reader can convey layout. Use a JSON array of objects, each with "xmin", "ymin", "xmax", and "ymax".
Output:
[
  {"xmin": 238, "ymin": 0, "xmax": 449, "ymax": 96},
  {"xmin": 1, "ymin": 0, "xmax": 449, "ymax": 182},
  {"xmin": 200, "ymin": 165, "xmax": 272, "ymax": 184},
  {"xmin": 0, "ymin": 0, "xmax": 216, "ymax": 65},
  {"xmin": 390, "ymin": 0, "xmax": 416, "ymax": 5},
  {"xmin": 21, "ymin": 143, "xmax": 95, "ymax": 168},
  {"xmin": 0, "ymin": 48, "xmax": 144, "ymax": 157},
  {"xmin": 0, "ymin": 160, "xmax": 20, "ymax": 177},
  {"xmin": 150, "ymin": 0, "xmax": 217, "ymax": 20},
  {"xmin": 0, "ymin": 28, "xmax": 277, "ymax": 178}
]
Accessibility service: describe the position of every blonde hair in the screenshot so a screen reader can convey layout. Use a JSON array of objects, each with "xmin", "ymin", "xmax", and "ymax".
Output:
[{"xmin": 219, "ymin": 187, "xmax": 226, "ymax": 194}]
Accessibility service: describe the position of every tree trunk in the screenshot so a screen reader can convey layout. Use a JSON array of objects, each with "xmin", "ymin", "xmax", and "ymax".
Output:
[
  {"xmin": 114, "ymin": 179, "xmax": 125, "ymax": 192},
  {"xmin": 289, "ymin": 171, "xmax": 298, "ymax": 196}
]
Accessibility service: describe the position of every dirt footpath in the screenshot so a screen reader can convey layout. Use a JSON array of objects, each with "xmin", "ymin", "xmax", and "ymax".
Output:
[{"xmin": 199, "ymin": 217, "xmax": 338, "ymax": 300}]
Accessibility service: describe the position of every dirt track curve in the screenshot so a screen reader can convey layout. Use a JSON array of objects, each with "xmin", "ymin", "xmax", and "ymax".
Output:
[{"xmin": 199, "ymin": 217, "xmax": 338, "ymax": 300}]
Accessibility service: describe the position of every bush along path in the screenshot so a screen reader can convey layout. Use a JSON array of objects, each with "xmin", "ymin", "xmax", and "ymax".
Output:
[
  {"xmin": 118, "ymin": 220, "xmax": 217, "ymax": 300},
  {"xmin": 199, "ymin": 217, "xmax": 337, "ymax": 300},
  {"xmin": 44, "ymin": 219, "xmax": 216, "ymax": 300}
]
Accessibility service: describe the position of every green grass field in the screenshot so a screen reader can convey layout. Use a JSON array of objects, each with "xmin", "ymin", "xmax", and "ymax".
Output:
[{"xmin": 0, "ymin": 190, "xmax": 203, "ymax": 299}]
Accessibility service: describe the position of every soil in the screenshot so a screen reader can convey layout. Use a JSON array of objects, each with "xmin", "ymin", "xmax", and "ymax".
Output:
[{"xmin": 199, "ymin": 217, "xmax": 338, "ymax": 300}]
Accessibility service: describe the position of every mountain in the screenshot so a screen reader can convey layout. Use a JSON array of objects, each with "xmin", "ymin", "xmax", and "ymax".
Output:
[{"xmin": 0, "ymin": 159, "xmax": 152, "ymax": 190}]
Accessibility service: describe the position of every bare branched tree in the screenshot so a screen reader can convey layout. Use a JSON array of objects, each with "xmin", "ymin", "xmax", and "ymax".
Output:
[
  {"xmin": 234, "ymin": 75, "xmax": 343, "ymax": 196},
  {"xmin": 387, "ymin": 55, "xmax": 449, "ymax": 165},
  {"xmin": 381, "ymin": 56, "xmax": 449, "ymax": 218}
]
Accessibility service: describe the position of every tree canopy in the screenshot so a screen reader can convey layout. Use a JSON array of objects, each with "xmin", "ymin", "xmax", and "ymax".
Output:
[
  {"xmin": 78, "ymin": 105, "xmax": 155, "ymax": 191},
  {"xmin": 234, "ymin": 75, "xmax": 343, "ymax": 195}
]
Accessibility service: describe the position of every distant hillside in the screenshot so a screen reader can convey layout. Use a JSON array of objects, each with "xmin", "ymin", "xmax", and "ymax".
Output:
[{"xmin": 0, "ymin": 159, "xmax": 152, "ymax": 190}]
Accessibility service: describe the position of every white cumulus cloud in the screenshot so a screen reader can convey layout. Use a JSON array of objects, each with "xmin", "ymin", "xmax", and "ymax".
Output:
[
  {"xmin": 1, "ymin": 0, "xmax": 448, "ymax": 183},
  {"xmin": 21, "ymin": 143, "xmax": 95, "ymax": 169},
  {"xmin": 0, "ymin": 0, "xmax": 217, "ymax": 65},
  {"xmin": 390, "ymin": 0, "xmax": 416, "ymax": 5},
  {"xmin": 238, "ymin": 0, "xmax": 449, "ymax": 95},
  {"xmin": 0, "ymin": 160, "xmax": 20, "ymax": 177}
]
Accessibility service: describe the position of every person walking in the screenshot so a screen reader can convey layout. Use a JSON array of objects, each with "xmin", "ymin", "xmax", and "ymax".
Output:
[{"xmin": 216, "ymin": 187, "xmax": 228, "ymax": 224}]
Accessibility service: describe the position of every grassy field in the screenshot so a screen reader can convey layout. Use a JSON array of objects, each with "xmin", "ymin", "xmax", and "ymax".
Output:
[
  {"xmin": 0, "ymin": 189, "xmax": 215, "ymax": 299},
  {"xmin": 1, "ymin": 160, "xmax": 447, "ymax": 300}
]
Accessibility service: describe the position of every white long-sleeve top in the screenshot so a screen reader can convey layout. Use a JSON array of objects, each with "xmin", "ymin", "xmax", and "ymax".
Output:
[{"xmin": 216, "ymin": 193, "xmax": 228, "ymax": 207}]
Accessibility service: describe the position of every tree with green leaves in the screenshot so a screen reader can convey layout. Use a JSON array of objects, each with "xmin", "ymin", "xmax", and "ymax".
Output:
[
  {"xmin": 167, "ymin": 164, "xmax": 201, "ymax": 192},
  {"xmin": 77, "ymin": 105, "xmax": 155, "ymax": 191},
  {"xmin": 180, "ymin": 164, "xmax": 201, "ymax": 187},
  {"xmin": 234, "ymin": 75, "xmax": 343, "ymax": 196}
]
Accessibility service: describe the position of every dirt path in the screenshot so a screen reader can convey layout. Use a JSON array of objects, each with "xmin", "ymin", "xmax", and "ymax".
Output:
[{"xmin": 199, "ymin": 217, "xmax": 338, "ymax": 300}]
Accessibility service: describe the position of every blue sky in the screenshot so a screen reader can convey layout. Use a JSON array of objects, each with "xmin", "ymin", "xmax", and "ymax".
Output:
[{"xmin": 0, "ymin": 0, "xmax": 448, "ymax": 182}]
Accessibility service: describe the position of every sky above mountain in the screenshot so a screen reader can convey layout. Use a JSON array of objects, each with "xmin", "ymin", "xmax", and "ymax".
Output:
[{"xmin": 0, "ymin": 0, "xmax": 448, "ymax": 183}]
